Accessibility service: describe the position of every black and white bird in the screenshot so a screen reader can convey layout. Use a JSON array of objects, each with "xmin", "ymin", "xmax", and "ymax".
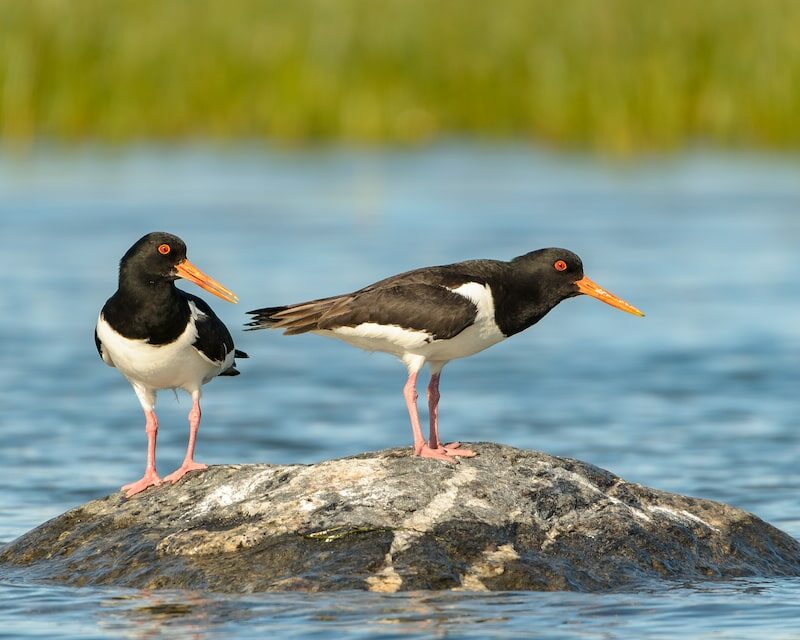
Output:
[
  {"xmin": 95, "ymin": 232, "xmax": 247, "ymax": 497},
  {"xmin": 246, "ymin": 248, "xmax": 642, "ymax": 462}
]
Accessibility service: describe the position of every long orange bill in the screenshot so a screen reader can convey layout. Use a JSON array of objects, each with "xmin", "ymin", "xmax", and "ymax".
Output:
[
  {"xmin": 175, "ymin": 259, "xmax": 239, "ymax": 304},
  {"xmin": 575, "ymin": 276, "xmax": 644, "ymax": 317}
]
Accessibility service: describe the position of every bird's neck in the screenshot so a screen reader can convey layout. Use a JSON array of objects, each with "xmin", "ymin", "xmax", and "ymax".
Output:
[
  {"xmin": 117, "ymin": 270, "xmax": 181, "ymax": 307},
  {"xmin": 492, "ymin": 277, "xmax": 566, "ymax": 337},
  {"xmin": 104, "ymin": 272, "xmax": 190, "ymax": 344}
]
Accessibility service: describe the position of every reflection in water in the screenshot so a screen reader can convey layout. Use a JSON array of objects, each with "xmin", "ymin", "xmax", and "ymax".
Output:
[
  {"xmin": 98, "ymin": 589, "xmax": 499, "ymax": 639},
  {"xmin": 99, "ymin": 591, "xmax": 214, "ymax": 639},
  {"xmin": 4, "ymin": 577, "xmax": 800, "ymax": 639}
]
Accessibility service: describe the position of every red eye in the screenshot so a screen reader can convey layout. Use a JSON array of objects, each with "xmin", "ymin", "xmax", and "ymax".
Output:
[
  {"xmin": 158, "ymin": 244, "xmax": 171, "ymax": 255},
  {"xmin": 554, "ymin": 260, "xmax": 567, "ymax": 272}
]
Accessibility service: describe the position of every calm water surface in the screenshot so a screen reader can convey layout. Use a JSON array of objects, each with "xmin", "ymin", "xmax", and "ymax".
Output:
[{"xmin": 1, "ymin": 145, "xmax": 799, "ymax": 638}]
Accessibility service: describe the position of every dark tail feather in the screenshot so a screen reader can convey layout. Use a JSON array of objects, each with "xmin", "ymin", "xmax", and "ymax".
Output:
[
  {"xmin": 219, "ymin": 367, "xmax": 240, "ymax": 377},
  {"xmin": 245, "ymin": 303, "xmax": 327, "ymax": 335},
  {"xmin": 245, "ymin": 305, "xmax": 290, "ymax": 331},
  {"xmin": 220, "ymin": 349, "xmax": 248, "ymax": 376},
  {"xmin": 246, "ymin": 295, "xmax": 352, "ymax": 335}
]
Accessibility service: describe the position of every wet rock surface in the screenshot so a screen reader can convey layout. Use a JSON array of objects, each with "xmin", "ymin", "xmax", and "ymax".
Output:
[{"xmin": 2, "ymin": 443, "xmax": 799, "ymax": 592}]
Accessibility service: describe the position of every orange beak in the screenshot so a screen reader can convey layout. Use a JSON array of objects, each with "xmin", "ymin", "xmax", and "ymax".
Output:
[
  {"xmin": 575, "ymin": 276, "xmax": 644, "ymax": 317},
  {"xmin": 175, "ymin": 259, "xmax": 239, "ymax": 304}
]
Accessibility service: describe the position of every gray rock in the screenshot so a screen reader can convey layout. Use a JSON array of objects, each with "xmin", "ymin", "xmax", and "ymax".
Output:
[{"xmin": 2, "ymin": 443, "xmax": 799, "ymax": 592}]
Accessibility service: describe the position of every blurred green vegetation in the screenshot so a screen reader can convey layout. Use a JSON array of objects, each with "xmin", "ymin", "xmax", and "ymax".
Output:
[{"xmin": 1, "ymin": 0, "xmax": 799, "ymax": 152}]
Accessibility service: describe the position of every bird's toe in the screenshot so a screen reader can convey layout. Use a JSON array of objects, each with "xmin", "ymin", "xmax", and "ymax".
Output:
[
  {"xmin": 121, "ymin": 472, "xmax": 162, "ymax": 498},
  {"xmin": 163, "ymin": 461, "xmax": 208, "ymax": 484}
]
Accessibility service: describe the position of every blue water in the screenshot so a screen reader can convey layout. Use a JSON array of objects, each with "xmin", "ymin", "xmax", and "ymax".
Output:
[{"xmin": 1, "ymin": 144, "xmax": 799, "ymax": 638}]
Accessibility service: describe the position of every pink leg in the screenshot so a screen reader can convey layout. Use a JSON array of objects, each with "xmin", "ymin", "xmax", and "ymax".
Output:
[
  {"xmin": 404, "ymin": 370, "xmax": 425, "ymax": 453},
  {"xmin": 427, "ymin": 372, "xmax": 443, "ymax": 448},
  {"xmin": 427, "ymin": 372, "xmax": 475, "ymax": 458},
  {"xmin": 164, "ymin": 395, "xmax": 208, "ymax": 483},
  {"xmin": 121, "ymin": 410, "xmax": 162, "ymax": 498},
  {"xmin": 404, "ymin": 370, "xmax": 456, "ymax": 463}
]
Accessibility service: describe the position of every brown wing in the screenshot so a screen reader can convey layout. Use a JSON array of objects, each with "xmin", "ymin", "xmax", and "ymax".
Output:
[{"xmin": 247, "ymin": 282, "xmax": 480, "ymax": 341}]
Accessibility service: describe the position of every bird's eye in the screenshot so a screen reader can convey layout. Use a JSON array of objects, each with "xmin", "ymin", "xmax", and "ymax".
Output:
[
  {"xmin": 158, "ymin": 244, "xmax": 171, "ymax": 255},
  {"xmin": 554, "ymin": 260, "xmax": 567, "ymax": 272}
]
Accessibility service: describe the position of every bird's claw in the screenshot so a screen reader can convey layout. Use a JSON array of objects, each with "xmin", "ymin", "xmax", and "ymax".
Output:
[
  {"xmin": 415, "ymin": 442, "xmax": 474, "ymax": 463},
  {"xmin": 121, "ymin": 471, "xmax": 162, "ymax": 498},
  {"xmin": 163, "ymin": 460, "xmax": 208, "ymax": 484},
  {"xmin": 441, "ymin": 442, "xmax": 477, "ymax": 457}
]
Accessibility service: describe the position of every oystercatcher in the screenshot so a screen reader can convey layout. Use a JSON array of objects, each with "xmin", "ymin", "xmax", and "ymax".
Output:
[
  {"xmin": 95, "ymin": 232, "xmax": 247, "ymax": 497},
  {"xmin": 246, "ymin": 248, "xmax": 642, "ymax": 462}
]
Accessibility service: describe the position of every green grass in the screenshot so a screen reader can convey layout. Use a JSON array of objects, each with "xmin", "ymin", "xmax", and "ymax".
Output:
[{"xmin": 1, "ymin": 0, "xmax": 799, "ymax": 152}]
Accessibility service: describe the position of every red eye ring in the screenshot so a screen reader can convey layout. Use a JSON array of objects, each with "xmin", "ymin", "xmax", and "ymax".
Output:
[
  {"xmin": 158, "ymin": 244, "xmax": 171, "ymax": 255},
  {"xmin": 554, "ymin": 260, "xmax": 567, "ymax": 272}
]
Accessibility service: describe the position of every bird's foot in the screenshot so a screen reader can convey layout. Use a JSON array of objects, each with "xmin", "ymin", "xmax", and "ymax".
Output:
[
  {"xmin": 163, "ymin": 460, "xmax": 208, "ymax": 484},
  {"xmin": 121, "ymin": 470, "xmax": 162, "ymax": 498},
  {"xmin": 415, "ymin": 443, "xmax": 461, "ymax": 463},
  {"xmin": 440, "ymin": 442, "xmax": 477, "ymax": 457}
]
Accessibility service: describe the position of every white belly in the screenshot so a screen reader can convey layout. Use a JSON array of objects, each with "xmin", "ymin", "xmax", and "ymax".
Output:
[
  {"xmin": 96, "ymin": 313, "xmax": 225, "ymax": 392},
  {"xmin": 315, "ymin": 322, "xmax": 431, "ymax": 357},
  {"xmin": 414, "ymin": 317, "xmax": 505, "ymax": 361}
]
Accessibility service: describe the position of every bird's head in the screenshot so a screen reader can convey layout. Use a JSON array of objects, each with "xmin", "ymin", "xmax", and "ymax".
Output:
[
  {"xmin": 512, "ymin": 248, "xmax": 644, "ymax": 316},
  {"xmin": 119, "ymin": 232, "xmax": 239, "ymax": 303}
]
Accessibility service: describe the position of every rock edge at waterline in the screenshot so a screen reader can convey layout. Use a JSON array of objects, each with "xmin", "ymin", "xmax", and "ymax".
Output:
[{"xmin": 2, "ymin": 443, "xmax": 798, "ymax": 592}]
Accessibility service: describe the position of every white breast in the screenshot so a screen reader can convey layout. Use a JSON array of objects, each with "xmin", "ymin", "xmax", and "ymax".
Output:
[
  {"xmin": 96, "ymin": 302, "xmax": 228, "ymax": 393},
  {"xmin": 417, "ymin": 282, "xmax": 506, "ymax": 362}
]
